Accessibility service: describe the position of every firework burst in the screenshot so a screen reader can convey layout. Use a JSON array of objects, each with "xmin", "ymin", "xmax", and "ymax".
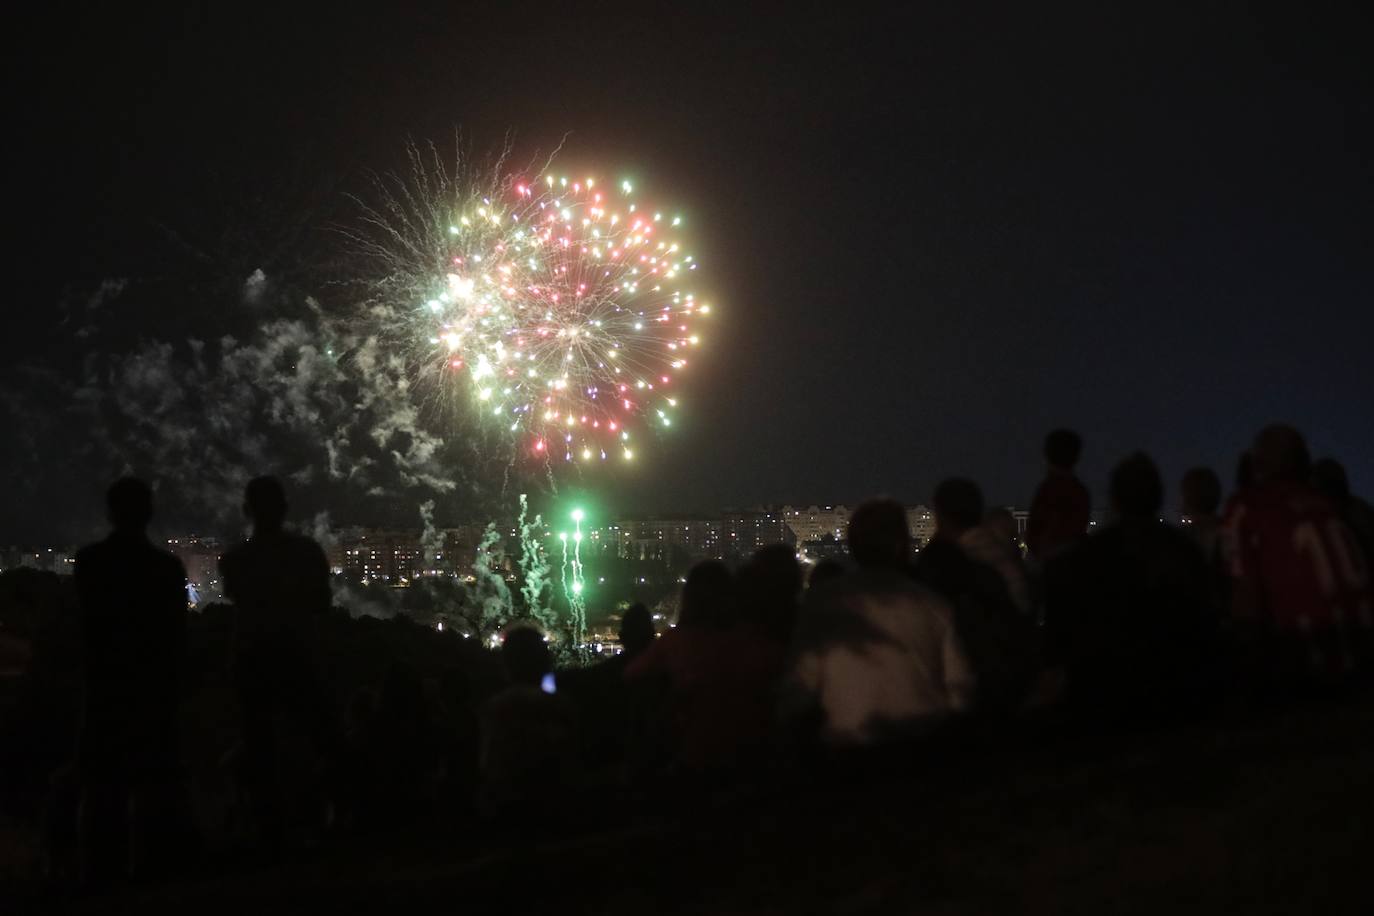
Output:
[{"xmin": 347, "ymin": 144, "xmax": 710, "ymax": 466}]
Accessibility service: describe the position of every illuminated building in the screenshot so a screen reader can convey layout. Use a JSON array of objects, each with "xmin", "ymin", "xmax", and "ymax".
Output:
[
  {"xmin": 906, "ymin": 506, "xmax": 936, "ymax": 549},
  {"xmin": 721, "ymin": 508, "xmax": 796, "ymax": 557},
  {"xmin": 783, "ymin": 505, "xmax": 850, "ymax": 545}
]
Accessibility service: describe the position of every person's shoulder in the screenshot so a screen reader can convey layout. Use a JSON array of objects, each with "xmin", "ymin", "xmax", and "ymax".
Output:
[
  {"xmin": 283, "ymin": 532, "xmax": 327, "ymax": 558},
  {"xmin": 852, "ymin": 567, "xmax": 948, "ymax": 608},
  {"xmin": 843, "ymin": 566, "xmax": 917, "ymax": 594},
  {"xmin": 485, "ymin": 684, "xmax": 555, "ymax": 716}
]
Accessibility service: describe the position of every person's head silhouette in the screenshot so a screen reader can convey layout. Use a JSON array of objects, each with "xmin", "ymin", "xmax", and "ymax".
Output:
[
  {"xmin": 1180, "ymin": 467, "xmax": 1222, "ymax": 519},
  {"xmin": 678, "ymin": 561, "xmax": 734, "ymax": 628},
  {"xmin": 847, "ymin": 498, "xmax": 910, "ymax": 569},
  {"xmin": 107, "ymin": 476, "xmax": 154, "ymax": 535},
  {"xmin": 808, "ymin": 558, "xmax": 846, "ymax": 589},
  {"xmin": 618, "ymin": 602, "xmax": 655, "ymax": 657},
  {"xmin": 932, "ymin": 477, "xmax": 984, "ymax": 539},
  {"xmin": 244, "ymin": 476, "xmax": 288, "ymax": 534},
  {"xmin": 1110, "ymin": 452, "xmax": 1163, "ymax": 521},
  {"xmin": 501, "ymin": 626, "xmax": 551, "ymax": 688},
  {"xmin": 1312, "ymin": 457, "xmax": 1351, "ymax": 503},
  {"xmin": 1044, "ymin": 428, "xmax": 1083, "ymax": 471},
  {"xmin": 1251, "ymin": 424, "xmax": 1310, "ymax": 484}
]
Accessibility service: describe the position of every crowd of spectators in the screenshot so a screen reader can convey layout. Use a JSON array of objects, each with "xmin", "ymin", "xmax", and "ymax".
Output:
[{"xmin": 4, "ymin": 422, "xmax": 1374, "ymax": 892}]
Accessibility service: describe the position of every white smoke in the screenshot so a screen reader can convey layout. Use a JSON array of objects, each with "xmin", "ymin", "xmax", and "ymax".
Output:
[{"xmin": 242, "ymin": 268, "xmax": 268, "ymax": 305}]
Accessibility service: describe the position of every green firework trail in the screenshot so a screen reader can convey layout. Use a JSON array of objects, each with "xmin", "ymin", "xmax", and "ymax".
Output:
[{"xmin": 569, "ymin": 509, "xmax": 587, "ymax": 645}]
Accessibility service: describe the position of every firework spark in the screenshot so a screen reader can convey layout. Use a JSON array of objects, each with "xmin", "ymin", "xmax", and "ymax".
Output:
[{"xmin": 348, "ymin": 145, "xmax": 710, "ymax": 465}]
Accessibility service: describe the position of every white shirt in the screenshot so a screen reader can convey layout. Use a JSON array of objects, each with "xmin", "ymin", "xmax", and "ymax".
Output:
[{"xmin": 789, "ymin": 568, "xmax": 975, "ymax": 745}]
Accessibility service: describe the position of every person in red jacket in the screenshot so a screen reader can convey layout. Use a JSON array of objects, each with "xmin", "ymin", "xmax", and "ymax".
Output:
[
  {"xmin": 1223, "ymin": 424, "xmax": 1374, "ymax": 685},
  {"xmin": 1026, "ymin": 428, "xmax": 1091, "ymax": 562}
]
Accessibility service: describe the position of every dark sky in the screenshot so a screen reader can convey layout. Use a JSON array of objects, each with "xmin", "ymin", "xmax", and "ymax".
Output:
[{"xmin": 6, "ymin": 2, "xmax": 1374, "ymax": 538}]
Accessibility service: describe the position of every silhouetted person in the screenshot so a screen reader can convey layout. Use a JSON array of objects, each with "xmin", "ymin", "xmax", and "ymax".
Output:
[
  {"xmin": 557, "ymin": 604, "xmax": 657, "ymax": 775},
  {"xmin": 738, "ymin": 544, "xmax": 804, "ymax": 642},
  {"xmin": 1045, "ymin": 453, "xmax": 1214, "ymax": 724},
  {"xmin": 982, "ymin": 506, "xmax": 1022, "ymax": 554},
  {"xmin": 1223, "ymin": 427, "xmax": 1374, "ymax": 686},
  {"xmin": 950, "ymin": 496, "xmax": 1031, "ymax": 614},
  {"xmin": 1181, "ymin": 466, "xmax": 1229, "ymax": 617},
  {"xmin": 784, "ymin": 499, "xmax": 974, "ymax": 747},
  {"xmin": 1312, "ymin": 457, "xmax": 1374, "ymax": 568},
  {"xmin": 626, "ymin": 561, "xmax": 783, "ymax": 774},
  {"xmin": 913, "ymin": 479, "xmax": 1037, "ymax": 712},
  {"xmin": 1234, "ymin": 451, "xmax": 1255, "ymax": 494},
  {"xmin": 807, "ymin": 558, "xmax": 847, "ymax": 590},
  {"xmin": 479, "ymin": 626, "xmax": 575, "ymax": 824},
  {"xmin": 1181, "ymin": 467, "xmax": 1224, "ymax": 561},
  {"xmin": 619, "ymin": 602, "xmax": 656, "ymax": 659},
  {"xmin": 73, "ymin": 477, "xmax": 188, "ymax": 885},
  {"xmin": 1027, "ymin": 428, "xmax": 1091, "ymax": 562},
  {"xmin": 219, "ymin": 476, "xmax": 338, "ymax": 847}
]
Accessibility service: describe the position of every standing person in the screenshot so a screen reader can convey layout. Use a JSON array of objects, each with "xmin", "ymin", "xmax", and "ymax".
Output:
[
  {"xmin": 1223, "ymin": 427, "xmax": 1374, "ymax": 686},
  {"xmin": 783, "ymin": 499, "xmax": 974, "ymax": 748},
  {"xmin": 1026, "ymin": 428, "xmax": 1091, "ymax": 563},
  {"xmin": 219, "ymin": 476, "xmax": 339, "ymax": 848},
  {"xmin": 73, "ymin": 478, "xmax": 189, "ymax": 886}
]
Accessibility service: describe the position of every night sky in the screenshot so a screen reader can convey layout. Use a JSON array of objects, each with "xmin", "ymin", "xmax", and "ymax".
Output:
[{"xmin": 6, "ymin": 3, "xmax": 1373, "ymax": 541}]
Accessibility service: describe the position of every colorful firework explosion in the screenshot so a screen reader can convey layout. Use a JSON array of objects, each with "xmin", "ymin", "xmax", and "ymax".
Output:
[{"xmin": 350, "ymin": 149, "xmax": 711, "ymax": 465}]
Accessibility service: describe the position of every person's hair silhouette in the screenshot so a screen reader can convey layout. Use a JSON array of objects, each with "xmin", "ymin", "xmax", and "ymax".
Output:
[
  {"xmin": 808, "ymin": 558, "xmax": 847, "ymax": 589},
  {"xmin": 1111, "ymin": 452, "xmax": 1164, "ymax": 519},
  {"xmin": 678, "ymin": 561, "xmax": 734, "ymax": 628},
  {"xmin": 618, "ymin": 603, "xmax": 656, "ymax": 657},
  {"xmin": 106, "ymin": 476, "xmax": 154, "ymax": 532},
  {"xmin": 1251, "ymin": 423, "xmax": 1311, "ymax": 483},
  {"xmin": 847, "ymin": 498, "xmax": 909, "ymax": 568},
  {"xmin": 244, "ymin": 476, "xmax": 288, "ymax": 532},
  {"xmin": 1181, "ymin": 467, "xmax": 1222, "ymax": 519},
  {"xmin": 933, "ymin": 477, "xmax": 985, "ymax": 537},
  {"xmin": 502, "ymin": 627, "xmax": 552, "ymax": 688},
  {"xmin": 1044, "ymin": 428, "xmax": 1083, "ymax": 470}
]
